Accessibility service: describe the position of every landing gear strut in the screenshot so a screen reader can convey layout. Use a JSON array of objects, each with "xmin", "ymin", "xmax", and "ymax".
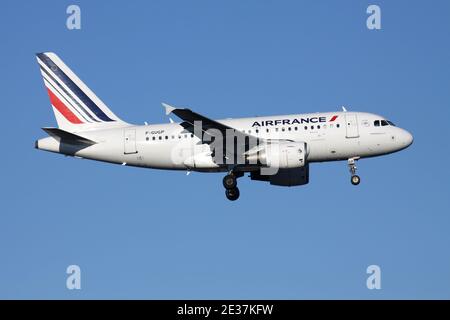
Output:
[
  {"xmin": 348, "ymin": 157, "xmax": 361, "ymax": 186},
  {"xmin": 223, "ymin": 171, "xmax": 243, "ymax": 201}
]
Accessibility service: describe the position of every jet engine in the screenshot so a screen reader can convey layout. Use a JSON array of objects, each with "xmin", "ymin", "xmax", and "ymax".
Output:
[{"xmin": 246, "ymin": 141, "xmax": 308, "ymax": 169}]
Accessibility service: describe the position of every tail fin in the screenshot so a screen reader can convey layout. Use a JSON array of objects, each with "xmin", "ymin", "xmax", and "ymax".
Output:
[{"xmin": 36, "ymin": 52, "xmax": 128, "ymax": 132}]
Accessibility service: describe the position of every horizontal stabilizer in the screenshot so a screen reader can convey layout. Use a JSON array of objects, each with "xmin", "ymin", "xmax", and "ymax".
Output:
[{"xmin": 42, "ymin": 127, "xmax": 96, "ymax": 145}]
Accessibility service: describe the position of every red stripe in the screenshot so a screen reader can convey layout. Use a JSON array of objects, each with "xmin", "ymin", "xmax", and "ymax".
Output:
[
  {"xmin": 46, "ymin": 88, "xmax": 83, "ymax": 124},
  {"xmin": 329, "ymin": 115, "xmax": 338, "ymax": 122}
]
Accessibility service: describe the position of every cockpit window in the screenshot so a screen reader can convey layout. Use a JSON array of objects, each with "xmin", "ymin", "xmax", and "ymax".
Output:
[{"xmin": 375, "ymin": 119, "xmax": 395, "ymax": 127}]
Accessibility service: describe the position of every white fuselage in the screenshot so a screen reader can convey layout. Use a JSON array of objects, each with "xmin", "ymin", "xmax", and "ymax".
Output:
[{"xmin": 36, "ymin": 111, "xmax": 413, "ymax": 171}]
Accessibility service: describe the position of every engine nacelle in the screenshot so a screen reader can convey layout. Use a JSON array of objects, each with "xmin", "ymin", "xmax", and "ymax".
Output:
[
  {"xmin": 246, "ymin": 141, "xmax": 307, "ymax": 169},
  {"xmin": 251, "ymin": 165, "xmax": 309, "ymax": 186}
]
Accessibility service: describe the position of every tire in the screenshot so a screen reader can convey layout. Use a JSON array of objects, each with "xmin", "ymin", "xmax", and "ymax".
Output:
[
  {"xmin": 223, "ymin": 174, "xmax": 237, "ymax": 189},
  {"xmin": 225, "ymin": 188, "xmax": 240, "ymax": 201},
  {"xmin": 351, "ymin": 175, "xmax": 361, "ymax": 185}
]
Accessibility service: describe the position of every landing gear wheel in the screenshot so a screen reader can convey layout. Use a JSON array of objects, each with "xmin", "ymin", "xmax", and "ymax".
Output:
[
  {"xmin": 225, "ymin": 188, "xmax": 240, "ymax": 201},
  {"xmin": 223, "ymin": 174, "xmax": 237, "ymax": 189},
  {"xmin": 351, "ymin": 175, "xmax": 361, "ymax": 186},
  {"xmin": 347, "ymin": 157, "xmax": 361, "ymax": 186}
]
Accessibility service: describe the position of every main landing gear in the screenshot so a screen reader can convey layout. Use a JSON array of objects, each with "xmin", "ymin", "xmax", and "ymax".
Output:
[
  {"xmin": 223, "ymin": 171, "xmax": 243, "ymax": 201},
  {"xmin": 225, "ymin": 187, "xmax": 240, "ymax": 201},
  {"xmin": 348, "ymin": 157, "xmax": 361, "ymax": 186}
]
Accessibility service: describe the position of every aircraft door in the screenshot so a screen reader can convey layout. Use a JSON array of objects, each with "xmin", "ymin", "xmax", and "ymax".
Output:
[
  {"xmin": 345, "ymin": 114, "xmax": 360, "ymax": 138},
  {"xmin": 124, "ymin": 129, "xmax": 138, "ymax": 154}
]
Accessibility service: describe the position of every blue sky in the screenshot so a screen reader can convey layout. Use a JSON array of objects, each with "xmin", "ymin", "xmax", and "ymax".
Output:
[{"xmin": 1, "ymin": 0, "xmax": 449, "ymax": 299}]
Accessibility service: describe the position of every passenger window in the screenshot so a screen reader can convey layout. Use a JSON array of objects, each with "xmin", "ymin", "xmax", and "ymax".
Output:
[
  {"xmin": 159, "ymin": 136, "xmax": 162, "ymax": 140},
  {"xmin": 255, "ymin": 129, "xmax": 259, "ymax": 134},
  {"xmin": 288, "ymin": 127, "xmax": 291, "ymax": 131},
  {"xmin": 317, "ymin": 125, "xmax": 320, "ymax": 129},
  {"xmin": 266, "ymin": 128, "xmax": 269, "ymax": 133},
  {"xmin": 152, "ymin": 137, "xmax": 156, "ymax": 141},
  {"xmin": 146, "ymin": 137, "xmax": 149, "ymax": 141},
  {"xmin": 374, "ymin": 120, "xmax": 380, "ymax": 127},
  {"xmin": 311, "ymin": 125, "xmax": 314, "ymax": 130},
  {"xmin": 294, "ymin": 127, "xmax": 298, "ymax": 131},
  {"xmin": 165, "ymin": 136, "xmax": 168, "ymax": 140},
  {"xmin": 336, "ymin": 124, "xmax": 340, "ymax": 128},
  {"xmin": 275, "ymin": 128, "xmax": 279, "ymax": 132},
  {"xmin": 281, "ymin": 128, "xmax": 285, "ymax": 132},
  {"xmin": 304, "ymin": 126, "xmax": 308, "ymax": 130}
]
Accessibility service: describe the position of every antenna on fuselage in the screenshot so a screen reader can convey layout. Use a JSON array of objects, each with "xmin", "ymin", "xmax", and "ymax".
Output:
[{"xmin": 341, "ymin": 106, "xmax": 348, "ymax": 112}]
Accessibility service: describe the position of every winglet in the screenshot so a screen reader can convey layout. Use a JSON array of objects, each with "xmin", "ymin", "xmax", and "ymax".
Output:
[
  {"xmin": 162, "ymin": 103, "xmax": 176, "ymax": 115},
  {"xmin": 341, "ymin": 106, "xmax": 347, "ymax": 112}
]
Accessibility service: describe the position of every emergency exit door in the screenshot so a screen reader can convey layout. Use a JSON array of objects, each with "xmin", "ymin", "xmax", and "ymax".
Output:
[
  {"xmin": 345, "ymin": 114, "xmax": 360, "ymax": 138},
  {"xmin": 124, "ymin": 129, "xmax": 138, "ymax": 154}
]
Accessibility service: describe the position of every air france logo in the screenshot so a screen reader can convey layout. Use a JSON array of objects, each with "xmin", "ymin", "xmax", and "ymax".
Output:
[{"xmin": 252, "ymin": 115, "xmax": 338, "ymax": 127}]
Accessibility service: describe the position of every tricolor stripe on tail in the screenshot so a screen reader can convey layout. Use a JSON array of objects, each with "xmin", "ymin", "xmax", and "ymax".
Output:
[{"xmin": 36, "ymin": 52, "xmax": 127, "ymax": 132}]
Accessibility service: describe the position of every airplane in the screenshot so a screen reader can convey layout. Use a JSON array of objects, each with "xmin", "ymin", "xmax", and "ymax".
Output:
[{"xmin": 34, "ymin": 52, "xmax": 413, "ymax": 201}]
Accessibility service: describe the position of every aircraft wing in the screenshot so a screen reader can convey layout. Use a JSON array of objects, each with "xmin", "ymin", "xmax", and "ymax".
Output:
[
  {"xmin": 163, "ymin": 103, "xmax": 251, "ymax": 140},
  {"xmin": 163, "ymin": 103, "xmax": 261, "ymax": 163}
]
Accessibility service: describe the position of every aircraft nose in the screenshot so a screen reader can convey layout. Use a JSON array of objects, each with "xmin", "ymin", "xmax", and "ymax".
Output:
[{"xmin": 400, "ymin": 129, "xmax": 413, "ymax": 148}]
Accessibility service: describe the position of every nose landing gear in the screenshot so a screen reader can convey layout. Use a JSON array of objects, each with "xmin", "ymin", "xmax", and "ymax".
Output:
[
  {"xmin": 348, "ymin": 157, "xmax": 361, "ymax": 186},
  {"xmin": 223, "ymin": 171, "xmax": 243, "ymax": 201},
  {"xmin": 351, "ymin": 174, "xmax": 361, "ymax": 185}
]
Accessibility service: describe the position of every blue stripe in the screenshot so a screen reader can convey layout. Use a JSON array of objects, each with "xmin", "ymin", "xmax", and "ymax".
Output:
[
  {"xmin": 37, "ymin": 53, "xmax": 115, "ymax": 122},
  {"xmin": 43, "ymin": 77, "xmax": 91, "ymax": 123},
  {"xmin": 40, "ymin": 66, "xmax": 98, "ymax": 123}
]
